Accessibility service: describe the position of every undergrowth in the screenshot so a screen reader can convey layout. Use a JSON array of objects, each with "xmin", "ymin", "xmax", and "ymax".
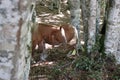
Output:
[{"xmin": 47, "ymin": 52, "xmax": 120, "ymax": 80}]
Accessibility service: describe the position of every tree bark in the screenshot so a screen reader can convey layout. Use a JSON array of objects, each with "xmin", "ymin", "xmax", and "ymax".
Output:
[
  {"xmin": 87, "ymin": 0, "xmax": 97, "ymax": 53},
  {"xmin": 80, "ymin": 0, "xmax": 89, "ymax": 53},
  {"xmin": 68, "ymin": 0, "xmax": 81, "ymax": 50},
  {"xmin": 104, "ymin": 0, "xmax": 120, "ymax": 64}
]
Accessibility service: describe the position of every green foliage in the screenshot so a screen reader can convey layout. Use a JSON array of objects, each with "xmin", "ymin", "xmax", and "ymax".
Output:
[
  {"xmin": 101, "ymin": 0, "xmax": 106, "ymax": 9},
  {"xmin": 99, "ymin": 34, "xmax": 105, "ymax": 53},
  {"xmin": 72, "ymin": 54, "xmax": 105, "ymax": 80},
  {"xmin": 47, "ymin": 51, "xmax": 119, "ymax": 80},
  {"xmin": 73, "ymin": 56, "xmax": 94, "ymax": 71},
  {"xmin": 88, "ymin": 71, "xmax": 102, "ymax": 80},
  {"xmin": 48, "ymin": 67, "xmax": 62, "ymax": 80},
  {"xmin": 112, "ymin": 76, "xmax": 120, "ymax": 80},
  {"xmin": 92, "ymin": 34, "xmax": 103, "ymax": 52},
  {"xmin": 111, "ymin": 65, "xmax": 120, "ymax": 80}
]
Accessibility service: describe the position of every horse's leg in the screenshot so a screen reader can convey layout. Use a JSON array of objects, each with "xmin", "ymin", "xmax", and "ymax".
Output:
[
  {"xmin": 51, "ymin": 35, "xmax": 55, "ymax": 48},
  {"xmin": 32, "ymin": 41, "xmax": 36, "ymax": 57},
  {"xmin": 39, "ymin": 40, "xmax": 48, "ymax": 61},
  {"xmin": 31, "ymin": 40, "xmax": 37, "ymax": 63}
]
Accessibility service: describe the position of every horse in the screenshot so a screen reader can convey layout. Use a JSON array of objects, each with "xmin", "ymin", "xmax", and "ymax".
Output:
[
  {"xmin": 32, "ymin": 23, "xmax": 66, "ymax": 60},
  {"xmin": 32, "ymin": 23, "xmax": 78, "ymax": 61}
]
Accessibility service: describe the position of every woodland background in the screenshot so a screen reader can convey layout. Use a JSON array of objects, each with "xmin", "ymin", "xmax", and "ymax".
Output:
[{"xmin": 29, "ymin": 0, "xmax": 120, "ymax": 80}]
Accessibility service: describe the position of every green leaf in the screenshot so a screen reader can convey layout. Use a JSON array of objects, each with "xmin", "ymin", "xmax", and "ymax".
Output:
[{"xmin": 71, "ymin": 49, "xmax": 76, "ymax": 55}]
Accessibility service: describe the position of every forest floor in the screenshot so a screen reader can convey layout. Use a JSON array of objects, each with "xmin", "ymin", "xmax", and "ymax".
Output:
[{"xmin": 29, "ymin": 0, "xmax": 120, "ymax": 80}]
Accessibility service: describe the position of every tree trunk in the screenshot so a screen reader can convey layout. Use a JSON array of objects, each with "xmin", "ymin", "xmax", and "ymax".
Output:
[
  {"xmin": 0, "ymin": 0, "xmax": 35, "ymax": 80},
  {"xmin": 80, "ymin": 0, "xmax": 89, "ymax": 53},
  {"xmin": 96, "ymin": 0, "xmax": 101, "ymax": 35},
  {"xmin": 87, "ymin": 0, "xmax": 97, "ymax": 53},
  {"xmin": 68, "ymin": 0, "xmax": 81, "ymax": 50},
  {"xmin": 104, "ymin": 0, "xmax": 120, "ymax": 64}
]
